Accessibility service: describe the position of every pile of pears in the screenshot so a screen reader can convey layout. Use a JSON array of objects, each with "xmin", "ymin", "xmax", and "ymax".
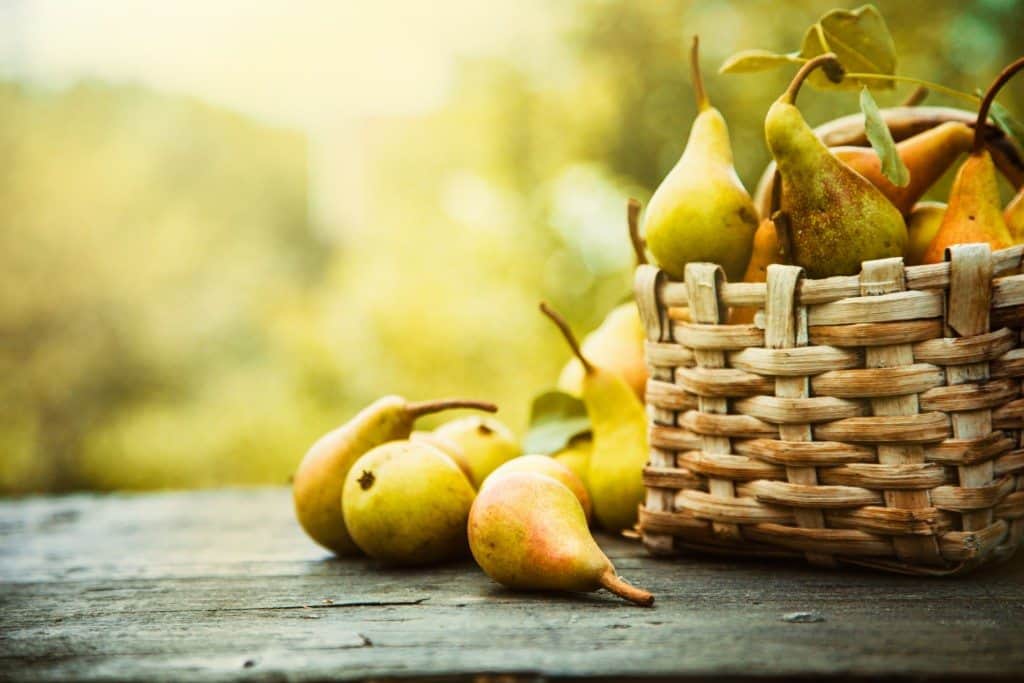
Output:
[{"xmin": 643, "ymin": 39, "xmax": 1024, "ymax": 294}]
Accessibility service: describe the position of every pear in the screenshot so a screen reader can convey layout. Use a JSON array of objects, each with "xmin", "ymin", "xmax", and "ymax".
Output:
[
  {"xmin": 468, "ymin": 471, "xmax": 653, "ymax": 606},
  {"xmin": 482, "ymin": 454, "xmax": 592, "ymax": 521},
  {"xmin": 433, "ymin": 416, "xmax": 521, "ymax": 489},
  {"xmin": 829, "ymin": 122, "xmax": 972, "ymax": 216},
  {"xmin": 410, "ymin": 430, "xmax": 474, "ymax": 485},
  {"xmin": 766, "ymin": 54, "xmax": 907, "ymax": 277},
  {"xmin": 1005, "ymin": 187, "xmax": 1024, "ymax": 242},
  {"xmin": 541, "ymin": 303, "xmax": 648, "ymax": 532},
  {"xmin": 729, "ymin": 216, "xmax": 782, "ymax": 324},
  {"xmin": 292, "ymin": 396, "xmax": 495, "ymax": 555},
  {"xmin": 342, "ymin": 440, "xmax": 476, "ymax": 566},
  {"xmin": 905, "ymin": 202, "xmax": 946, "ymax": 265},
  {"xmin": 642, "ymin": 36, "xmax": 757, "ymax": 281},
  {"xmin": 553, "ymin": 434, "xmax": 592, "ymax": 491},
  {"xmin": 921, "ymin": 58, "xmax": 1024, "ymax": 264},
  {"xmin": 557, "ymin": 303, "xmax": 647, "ymax": 401}
]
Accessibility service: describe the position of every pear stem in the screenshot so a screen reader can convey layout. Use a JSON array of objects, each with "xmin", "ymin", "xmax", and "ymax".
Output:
[
  {"xmin": 598, "ymin": 568, "xmax": 654, "ymax": 607},
  {"xmin": 627, "ymin": 198, "xmax": 646, "ymax": 267},
  {"xmin": 539, "ymin": 302, "xmax": 594, "ymax": 374},
  {"xmin": 781, "ymin": 53, "xmax": 840, "ymax": 105},
  {"xmin": 690, "ymin": 35, "xmax": 710, "ymax": 112},
  {"xmin": 901, "ymin": 85, "xmax": 929, "ymax": 107},
  {"xmin": 974, "ymin": 56, "xmax": 1024, "ymax": 154},
  {"xmin": 405, "ymin": 399, "xmax": 497, "ymax": 420}
]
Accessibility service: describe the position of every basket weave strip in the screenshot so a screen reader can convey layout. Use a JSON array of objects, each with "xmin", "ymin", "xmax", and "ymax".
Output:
[{"xmin": 635, "ymin": 243, "xmax": 1024, "ymax": 575}]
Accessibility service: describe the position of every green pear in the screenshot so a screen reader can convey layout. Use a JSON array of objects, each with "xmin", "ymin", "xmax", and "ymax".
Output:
[
  {"xmin": 643, "ymin": 36, "xmax": 757, "ymax": 281},
  {"xmin": 342, "ymin": 440, "xmax": 476, "ymax": 566},
  {"xmin": 292, "ymin": 396, "xmax": 494, "ymax": 555},
  {"xmin": 482, "ymin": 454, "xmax": 591, "ymax": 521},
  {"xmin": 410, "ymin": 430, "xmax": 475, "ymax": 485},
  {"xmin": 433, "ymin": 416, "xmax": 521, "ymax": 489},
  {"xmin": 541, "ymin": 303, "xmax": 648, "ymax": 532},
  {"xmin": 557, "ymin": 303, "xmax": 647, "ymax": 401},
  {"xmin": 553, "ymin": 434, "xmax": 592, "ymax": 491},
  {"xmin": 766, "ymin": 54, "xmax": 907, "ymax": 277},
  {"xmin": 468, "ymin": 471, "xmax": 653, "ymax": 606},
  {"xmin": 905, "ymin": 202, "xmax": 946, "ymax": 265}
]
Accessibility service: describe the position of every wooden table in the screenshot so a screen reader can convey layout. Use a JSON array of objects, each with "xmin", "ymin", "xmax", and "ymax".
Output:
[{"xmin": 2, "ymin": 488, "xmax": 1022, "ymax": 681}]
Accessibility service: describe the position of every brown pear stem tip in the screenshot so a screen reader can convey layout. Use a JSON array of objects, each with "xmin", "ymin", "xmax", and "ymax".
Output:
[
  {"xmin": 782, "ymin": 53, "xmax": 841, "ymax": 105},
  {"xmin": 690, "ymin": 35, "xmax": 710, "ymax": 112},
  {"xmin": 627, "ymin": 198, "xmax": 646, "ymax": 267},
  {"xmin": 539, "ymin": 302, "xmax": 594, "ymax": 374},
  {"xmin": 404, "ymin": 399, "xmax": 498, "ymax": 419},
  {"xmin": 598, "ymin": 569, "xmax": 654, "ymax": 607},
  {"xmin": 975, "ymin": 56, "xmax": 1024, "ymax": 154}
]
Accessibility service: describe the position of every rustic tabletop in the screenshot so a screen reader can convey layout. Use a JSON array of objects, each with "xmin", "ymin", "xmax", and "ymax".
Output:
[{"xmin": 1, "ymin": 488, "xmax": 1022, "ymax": 682}]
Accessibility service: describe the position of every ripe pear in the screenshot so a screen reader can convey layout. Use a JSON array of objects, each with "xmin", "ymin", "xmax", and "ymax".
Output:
[
  {"xmin": 1005, "ymin": 187, "xmax": 1024, "ymax": 242},
  {"xmin": 729, "ymin": 216, "xmax": 782, "ymax": 324},
  {"xmin": 292, "ymin": 396, "xmax": 495, "ymax": 555},
  {"xmin": 817, "ymin": 122, "xmax": 973, "ymax": 216},
  {"xmin": 468, "ymin": 471, "xmax": 653, "ymax": 606},
  {"xmin": 541, "ymin": 303, "xmax": 648, "ymax": 532},
  {"xmin": 557, "ymin": 303, "xmax": 647, "ymax": 401},
  {"xmin": 920, "ymin": 57, "xmax": 1024, "ymax": 263},
  {"xmin": 482, "ymin": 454, "xmax": 592, "ymax": 521},
  {"xmin": 553, "ymin": 434, "xmax": 592, "ymax": 491},
  {"xmin": 342, "ymin": 440, "xmax": 476, "ymax": 566},
  {"xmin": 766, "ymin": 54, "xmax": 907, "ymax": 277},
  {"xmin": 905, "ymin": 202, "xmax": 946, "ymax": 265},
  {"xmin": 410, "ymin": 430, "xmax": 474, "ymax": 484},
  {"xmin": 433, "ymin": 416, "xmax": 521, "ymax": 489},
  {"xmin": 642, "ymin": 36, "xmax": 757, "ymax": 281}
]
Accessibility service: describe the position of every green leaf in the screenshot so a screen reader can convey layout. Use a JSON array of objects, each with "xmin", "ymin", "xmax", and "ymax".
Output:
[
  {"xmin": 522, "ymin": 390, "xmax": 590, "ymax": 455},
  {"xmin": 799, "ymin": 5, "xmax": 897, "ymax": 91},
  {"xmin": 860, "ymin": 87, "xmax": 909, "ymax": 187},
  {"xmin": 990, "ymin": 101, "xmax": 1024, "ymax": 152},
  {"xmin": 719, "ymin": 49, "xmax": 802, "ymax": 75}
]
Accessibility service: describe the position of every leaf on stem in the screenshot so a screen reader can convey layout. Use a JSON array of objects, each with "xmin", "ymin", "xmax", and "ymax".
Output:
[
  {"xmin": 522, "ymin": 390, "xmax": 590, "ymax": 455},
  {"xmin": 719, "ymin": 49, "xmax": 802, "ymax": 75},
  {"xmin": 860, "ymin": 87, "xmax": 909, "ymax": 187},
  {"xmin": 799, "ymin": 5, "xmax": 897, "ymax": 90}
]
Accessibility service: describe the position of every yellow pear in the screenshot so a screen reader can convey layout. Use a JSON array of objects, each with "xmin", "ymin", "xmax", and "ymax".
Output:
[
  {"xmin": 642, "ymin": 36, "xmax": 757, "ymax": 281},
  {"xmin": 409, "ymin": 430, "xmax": 474, "ymax": 484},
  {"xmin": 292, "ymin": 396, "xmax": 494, "ymax": 555},
  {"xmin": 904, "ymin": 202, "xmax": 946, "ymax": 265},
  {"xmin": 541, "ymin": 303, "xmax": 648, "ymax": 532},
  {"xmin": 468, "ymin": 471, "xmax": 653, "ymax": 606},
  {"xmin": 553, "ymin": 434, "xmax": 592, "ymax": 491},
  {"xmin": 482, "ymin": 454, "xmax": 592, "ymax": 521},
  {"xmin": 432, "ymin": 416, "xmax": 521, "ymax": 489},
  {"xmin": 557, "ymin": 303, "xmax": 647, "ymax": 401},
  {"xmin": 342, "ymin": 440, "xmax": 476, "ymax": 566},
  {"xmin": 1005, "ymin": 187, "xmax": 1024, "ymax": 242}
]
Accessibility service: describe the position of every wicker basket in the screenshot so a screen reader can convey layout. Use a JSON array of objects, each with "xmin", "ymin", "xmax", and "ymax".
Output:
[{"xmin": 634, "ymin": 244, "xmax": 1024, "ymax": 575}]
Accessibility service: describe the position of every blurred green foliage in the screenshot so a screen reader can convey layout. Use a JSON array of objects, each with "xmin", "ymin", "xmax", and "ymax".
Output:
[{"xmin": 2, "ymin": 0, "xmax": 1022, "ymax": 493}]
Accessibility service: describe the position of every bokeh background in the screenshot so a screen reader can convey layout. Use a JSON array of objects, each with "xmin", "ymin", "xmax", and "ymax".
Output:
[{"xmin": 2, "ymin": 0, "xmax": 1023, "ymax": 493}]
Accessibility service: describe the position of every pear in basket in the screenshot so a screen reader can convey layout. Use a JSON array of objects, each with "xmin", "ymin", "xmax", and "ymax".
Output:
[{"xmin": 642, "ymin": 36, "xmax": 757, "ymax": 282}]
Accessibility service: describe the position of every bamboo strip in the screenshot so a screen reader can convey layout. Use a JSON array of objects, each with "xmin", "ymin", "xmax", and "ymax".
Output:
[
  {"xmin": 676, "ymin": 490, "xmax": 795, "ymax": 525},
  {"xmin": 813, "ymin": 413, "xmax": 951, "ymax": 443},
  {"xmin": 918, "ymin": 378, "xmax": 1018, "ymax": 412},
  {"xmin": 741, "ymin": 480, "xmax": 882, "ymax": 508},
  {"xmin": 811, "ymin": 364, "xmax": 944, "ymax": 398},
  {"xmin": 931, "ymin": 475, "xmax": 1015, "ymax": 511},
  {"xmin": 925, "ymin": 433, "xmax": 1014, "ymax": 466},
  {"xmin": 672, "ymin": 323, "xmax": 764, "ymax": 350},
  {"xmin": 733, "ymin": 395, "xmax": 866, "ymax": 424},
  {"xmin": 809, "ymin": 320, "xmax": 942, "ymax": 347},
  {"xmin": 677, "ymin": 451, "xmax": 786, "ymax": 480},
  {"xmin": 744, "ymin": 523, "xmax": 893, "ymax": 556},
  {"xmin": 818, "ymin": 463, "xmax": 951, "ymax": 489},
  {"xmin": 735, "ymin": 438, "xmax": 875, "ymax": 465},
  {"xmin": 674, "ymin": 367, "xmax": 774, "ymax": 398},
  {"xmin": 645, "ymin": 379, "xmax": 700, "ymax": 411},
  {"xmin": 913, "ymin": 328, "xmax": 1015, "ymax": 365},
  {"xmin": 728, "ymin": 346, "xmax": 861, "ymax": 376},
  {"xmin": 825, "ymin": 506, "xmax": 938, "ymax": 536}
]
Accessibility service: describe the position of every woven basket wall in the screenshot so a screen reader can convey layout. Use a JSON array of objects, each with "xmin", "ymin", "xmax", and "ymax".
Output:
[{"xmin": 635, "ymin": 243, "xmax": 1024, "ymax": 575}]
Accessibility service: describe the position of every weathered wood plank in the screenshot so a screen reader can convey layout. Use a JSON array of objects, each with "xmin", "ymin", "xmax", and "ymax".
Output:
[{"xmin": 1, "ymin": 488, "xmax": 1022, "ymax": 682}]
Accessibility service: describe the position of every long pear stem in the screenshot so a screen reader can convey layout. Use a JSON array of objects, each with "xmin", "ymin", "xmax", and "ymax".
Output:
[
  {"xmin": 627, "ymin": 198, "xmax": 646, "ymax": 267},
  {"xmin": 690, "ymin": 35, "xmax": 710, "ymax": 112},
  {"xmin": 405, "ymin": 399, "xmax": 497, "ymax": 420},
  {"xmin": 539, "ymin": 302, "xmax": 593, "ymax": 374},
  {"xmin": 781, "ymin": 53, "xmax": 840, "ymax": 105},
  {"xmin": 974, "ymin": 56, "xmax": 1024, "ymax": 154},
  {"xmin": 598, "ymin": 568, "xmax": 654, "ymax": 607}
]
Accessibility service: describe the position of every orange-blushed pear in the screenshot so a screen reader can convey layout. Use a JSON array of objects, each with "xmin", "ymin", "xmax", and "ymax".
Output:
[
  {"xmin": 468, "ymin": 471, "xmax": 653, "ymax": 606},
  {"xmin": 292, "ymin": 395, "xmax": 495, "ymax": 555},
  {"xmin": 482, "ymin": 454, "xmax": 592, "ymax": 522}
]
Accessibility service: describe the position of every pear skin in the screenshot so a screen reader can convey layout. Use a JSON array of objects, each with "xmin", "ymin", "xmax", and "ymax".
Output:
[
  {"xmin": 921, "ymin": 150, "xmax": 1012, "ymax": 264},
  {"xmin": 433, "ymin": 416, "xmax": 521, "ymax": 489},
  {"xmin": 905, "ymin": 202, "xmax": 946, "ymax": 266},
  {"xmin": 643, "ymin": 36, "xmax": 757, "ymax": 281},
  {"xmin": 766, "ymin": 55, "xmax": 907, "ymax": 278},
  {"xmin": 729, "ymin": 217, "xmax": 781, "ymax": 324},
  {"xmin": 292, "ymin": 396, "xmax": 495, "ymax": 555},
  {"xmin": 827, "ymin": 122, "xmax": 973, "ymax": 215},
  {"xmin": 482, "ymin": 454, "xmax": 592, "ymax": 521},
  {"xmin": 1006, "ymin": 187, "xmax": 1024, "ymax": 242},
  {"xmin": 342, "ymin": 441, "xmax": 476, "ymax": 566},
  {"xmin": 410, "ymin": 431, "xmax": 475, "ymax": 485},
  {"xmin": 468, "ymin": 471, "xmax": 653, "ymax": 606},
  {"xmin": 553, "ymin": 435, "xmax": 592, "ymax": 491},
  {"xmin": 541, "ymin": 304, "xmax": 648, "ymax": 532},
  {"xmin": 557, "ymin": 303, "xmax": 647, "ymax": 401}
]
